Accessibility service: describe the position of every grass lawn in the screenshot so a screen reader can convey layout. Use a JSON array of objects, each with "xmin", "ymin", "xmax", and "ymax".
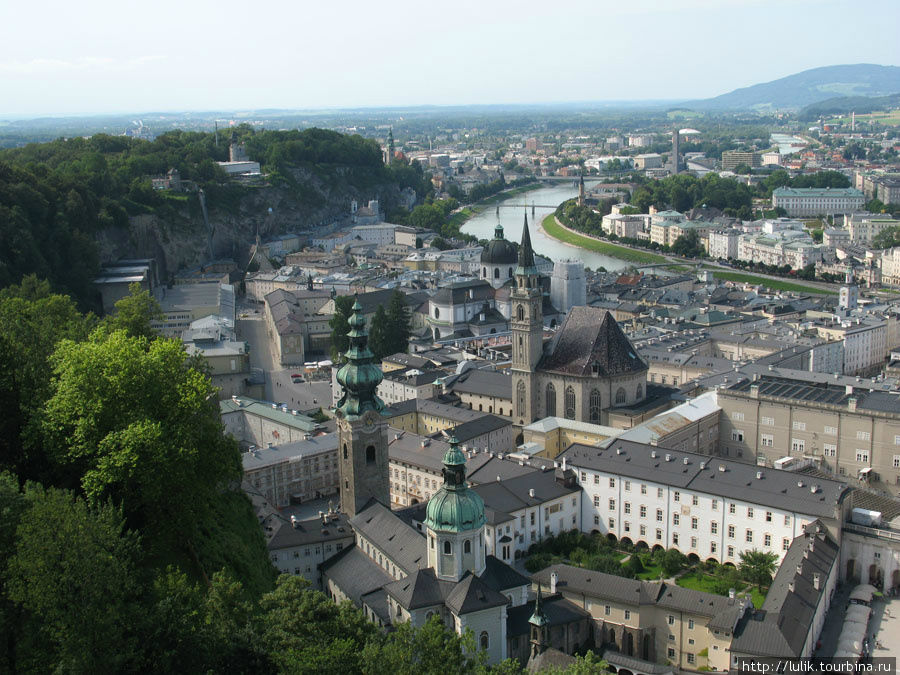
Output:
[
  {"xmin": 447, "ymin": 207, "xmax": 475, "ymax": 229},
  {"xmin": 676, "ymin": 572, "xmax": 766, "ymax": 608},
  {"xmin": 709, "ymin": 269, "xmax": 837, "ymax": 296},
  {"xmin": 542, "ymin": 214, "xmax": 668, "ymax": 264}
]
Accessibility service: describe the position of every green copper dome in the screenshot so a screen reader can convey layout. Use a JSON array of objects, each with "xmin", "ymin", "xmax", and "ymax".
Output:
[
  {"xmin": 335, "ymin": 298, "xmax": 385, "ymax": 420},
  {"xmin": 424, "ymin": 435, "xmax": 486, "ymax": 533}
]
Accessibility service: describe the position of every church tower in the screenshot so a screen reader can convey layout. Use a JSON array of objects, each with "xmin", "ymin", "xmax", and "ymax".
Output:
[
  {"xmin": 334, "ymin": 299, "xmax": 390, "ymax": 517},
  {"xmin": 424, "ymin": 435, "xmax": 487, "ymax": 581},
  {"xmin": 510, "ymin": 214, "xmax": 543, "ymax": 426},
  {"xmin": 577, "ymin": 174, "xmax": 585, "ymax": 207},
  {"xmin": 529, "ymin": 585, "xmax": 550, "ymax": 659}
]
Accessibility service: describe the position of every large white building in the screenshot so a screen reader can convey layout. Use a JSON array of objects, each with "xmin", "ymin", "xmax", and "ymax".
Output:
[
  {"xmin": 737, "ymin": 230, "xmax": 825, "ymax": 270},
  {"xmin": 559, "ymin": 439, "xmax": 848, "ymax": 566},
  {"xmin": 772, "ymin": 187, "xmax": 865, "ymax": 218},
  {"xmin": 847, "ymin": 213, "xmax": 900, "ymax": 244},
  {"xmin": 707, "ymin": 229, "xmax": 741, "ymax": 260}
]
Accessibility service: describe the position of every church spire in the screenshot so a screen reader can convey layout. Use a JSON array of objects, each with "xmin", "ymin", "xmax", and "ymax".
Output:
[
  {"xmin": 517, "ymin": 212, "xmax": 537, "ymax": 275},
  {"xmin": 335, "ymin": 298, "xmax": 385, "ymax": 420},
  {"xmin": 529, "ymin": 585, "xmax": 550, "ymax": 658}
]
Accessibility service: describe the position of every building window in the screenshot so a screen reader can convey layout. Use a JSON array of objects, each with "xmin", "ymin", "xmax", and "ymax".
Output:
[
  {"xmin": 825, "ymin": 426, "xmax": 838, "ymax": 436},
  {"xmin": 746, "ymin": 530, "xmax": 753, "ymax": 543},
  {"xmin": 668, "ymin": 615, "xmax": 675, "ymax": 625},
  {"xmin": 728, "ymin": 525, "xmax": 735, "ymax": 539},
  {"xmin": 624, "ymin": 610, "xmax": 631, "ymax": 620},
  {"xmin": 480, "ymin": 631, "xmax": 489, "ymax": 650},
  {"xmin": 732, "ymin": 412, "xmax": 744, "ymax": 421},
  {"xmin": 609, "ymin": 499, "xmax": 615, "ymax": 510},
  {"xmin": 712, "ymin": 500, "xmax": 718, "ymax": 511},
  {"xmin": 624, "ymin": 521, "xmax": 631, "ymax": 532},
  {"xmin": 593, "ymin": 475, "xmax": 599, "ymax": 485},
  {"xmin": 893, "ymin": 455, "xmax": 900, "ymax": 469},
  {"xmin": 605, "ymin": 605, "xmax": 611, "ymax": 616},
  {"xmin": 608, "ymin": 518, "xmax": 615, "ymax": 529},
  {"xmin": 673, "ymin": 514, "xmax": 680, "ymax": 526},
  {"xmin": 624, "ymin": 480, "xmax": 631, "ymax": 492},
  {"xmin": 857, "ymin": 450, "xmax": 869, "ymax": 463},
  {"xmin": 594, "ymin": 496, "xmax": 600, "ymax": 507},
  {"xmin": 674, "ymin": 491, "xmax": 680, "ymax": 502},
  {"xmin": 792, "ymin": 421, "xmax": 806, "ymax": 431},
  {"xmin": 764, "ymin": 534, "xmax": 771, "ymax": 547},
  {"xmin": 783, "ymin": 538, "xmax": 790, "ymax": 551},
  {"xmin": 732, "ymin": 431, "xmax": 744, "ymax": 442},
  {"xmin": 640, "ymin": 505, "xmax": 647, "ymax": 518},
  {"xmin": 656, "ymin": 509, "xmax": 663, "ymax": 522},
  {"xmin": 464, "ymin": 540, "xmax": 471, "ymax": 554},
  {"xmin": 711, "ymin": 521, "xmax": 718, "ymax": 534},
  {"xmin": 624, "ymin": 502, "xmax": 631, "ymax": 514},
  {"xmin": 747, "ymin": 508, "xmax": 753, "ymax": 518},
  {"xmin": 636, "ymin": 384, "xmax": 643, "ymax": 399},
  {"xmin": 594, "ymin": 515, "xmax": 600, "ymax": 525},
  {"xmin": 443, "ymin": 541, "xmax": 452, "ymax": 555},
  {"xmin": 765, "ymin": 511, "xmax": 772, "ymax": 522},
  {"xmin": 791, "ymin": 439, "xmax": 805, "ymax": 454},
  {"xmin": 656, "ymin": 529, "xmax": 663, "ymax": 540},
  {"xmin": 761, "ymin": 434, "xmax": 773, "ymax": 447},
  {"xmin": 641, "ymin": 484, "xmax": 647, "ymax": 495},
  {"xmin": 692, "ymin": 495, "xmax": 698, "ymax": 506},
  {"xmin": 729, "ymin": 503, "xmax": 735, "ymax": 514},
  {"xmin": 589, "ymin": 389, "xmax": 601, "ymax": 423},
  {"xmin": 688, "ymin": 619, "xmax": 695, "ymax": 629},
  {"xmin": 687, "ymin": 653, "xmax": 695, "ymax": 665},
  {"xmin": 545, "ymin": 383, "xmax": 556, "ymax": 417},
  {"xmin": 727, "ymin": 546, "xmax": 734, "ymax": 558},
  {"xmin": 761, "ymin": 416, "xmax": 774, "ymax": 426},
  {"xmin": 691, "ymin": 517, "xmax": 698, "ymax": 530},
  {"xmin": 343, "ymin": 444, "xmax": 348, "ymax": 460},
  {"xmin": 564, "ymin": 386, "xmax": 576, "ymax": 420},
  {"xmin": 691, "ymin": 537, "xmax": 697, "ymax": 549},
  {"xmin": 615, "ymin": 387, "xmax": 626, "ymax": 405},
  {"xmin": 668, "ymin": 648, "xmax": 676, "ymax": 659},
  {"xmin": 857, "ymin": 431, "xmax": 871, "ymax": 441},
  {"xmin": 640, "ymin": 524, "xmax": 646, "ymax": 536},
  {"xmin": 657, "ymin": 487, "xmax": 663, "ymax": 498},
  {"xmin": 609, "ymin": 478, "xmax": 616, "ymax": 488},
  {"xmin": 711, "ymin": 541, "xmax": 717, "ymax": 554},
  {"xmin": 516, "ymin": 380, "xmax": 526, "ymax": 417}
]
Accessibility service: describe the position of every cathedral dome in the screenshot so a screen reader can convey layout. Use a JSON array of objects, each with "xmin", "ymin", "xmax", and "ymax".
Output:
[
  {"xmin": 424, "ymin": 439, "xmax": 486, "ymax": 533},
  {"xmin": 480, "ymin": 223, "xmax": 517, "ymax": 265}
]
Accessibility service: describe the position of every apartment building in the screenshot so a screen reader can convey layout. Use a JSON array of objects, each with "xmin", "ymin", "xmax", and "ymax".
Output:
[
  {"xmin": 384, "ymin": 398, "xmax": 513, "ymax": 453},
  {"xmin": 378, "ymin": 367, "xmax": 443, "ymax": 406},
  {"xmin": 559, "ymin": 439, "xmax": 847, "ymax": 566},
  {"xmin": 847, "ymin": 213, "xmax": 900, "ymax": 244},
  {"xmin": 771, "ymin": 187, "xmax": 865, "ymax": 218},
  {"xmin": 602, "ymin": 213, "xmax": 648, "ymax": 239},
  {"xmin": 152, "ymin": 283, "xmax": 235, "ymax": 337},
  {"xmin": 737, "ymin": 230, "xmax": 825, "ymax": 270},
  {"xmin": 220, "ymin": 396, "xmax": 323, "ymax": 448},
  {"xmin": 267, "ymin": 511, "xmax": 354, "ymax": 589},
  {"xmin": 718, "ymin": 375, "xmax": 900, "ymax": 489},
  {"xmin": 721, "ymin": 151, "xmax": 762, "ymax": 171},
  {"xmin": 532, "ymin": 565, "xmax": 747, "ymax": 671},
  {"xmin": 708, "ymin": 229, "xmax": 741, "ymax": 260},
  {"xmin": 241, "ymin": 434, "xmax": 339, "ymax": 507},
  {"xmin": 813, "ymin": 317, "xmax": 886, "ymax": 375},
  {"xmin": 263, "ymin": 288, "xmax": 333, "ymax": 365},
  {"xmin": 881, "ymin": 247, "xmax": 900, "ymax": 286}
]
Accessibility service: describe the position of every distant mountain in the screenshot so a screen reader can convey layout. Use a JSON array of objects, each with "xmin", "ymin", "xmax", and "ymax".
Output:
[
  {"xmin": 798, "ymin": 92, "xmax": 900, "ymax": 121},
  {"xmin": 690, "ymin": 64, "xmax": 900, "ymax": 111}
]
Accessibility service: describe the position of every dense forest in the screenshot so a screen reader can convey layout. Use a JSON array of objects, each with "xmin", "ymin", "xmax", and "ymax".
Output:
[{"xmin": 0, "ymin": 127, "xmax": 429, "ymax": 310}]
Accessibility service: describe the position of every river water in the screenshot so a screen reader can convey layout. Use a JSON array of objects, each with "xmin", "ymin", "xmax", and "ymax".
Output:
[
  {"xmin": 461, "ymin": 180, "xmax": 633, "ymax": 272},
  {"xmin": 770, "ymin": 133, "xmax": 807, "ymax": 156}
]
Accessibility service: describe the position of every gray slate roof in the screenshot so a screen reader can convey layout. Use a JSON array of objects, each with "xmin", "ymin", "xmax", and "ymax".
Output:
[
  {"xmin": 506, "ymin": 593, "xmax": 590, "ymax": 637},
  {"xmin": 349, "ymin": 500, "xmax": 427, "ymax": 576},
  {"xmin": 267, "ymin": 512, "xmax": 352, "ymax": 550},
  {"xmin": 540, "ymin": 307, "xmax": 647, "ymax": 377},
  {"xmin": 472, "ymin": 470, "xmax": 579, "ymax": 517},
  {"xmin": 449, "ymin": 369, "xmax": 512, "ymax": 400},
  {"xmin": 320, "ymin": 546, "xmax": 394, "ymax": 606},
  {"xmin": 444, "ymin": 572, "xmax": 510, "ymax": 614},
  {"xmin": 384, "ymin": 568, "xmax": 455, "ymax": 610},
  {"xmin": 560, "ymin": 439, "xmax": 848, "ymax": 518}
]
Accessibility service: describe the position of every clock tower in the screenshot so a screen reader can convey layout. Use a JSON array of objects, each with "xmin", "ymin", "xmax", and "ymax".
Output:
[{"xmin": 334, "ymin": 298, "xmax": 390, "ymax": 517}]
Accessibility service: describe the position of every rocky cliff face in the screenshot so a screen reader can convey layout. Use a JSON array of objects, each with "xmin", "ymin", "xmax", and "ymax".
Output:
[{"xmin": 94, "ymin": 167, "xmax": 406, "ymax": 280}]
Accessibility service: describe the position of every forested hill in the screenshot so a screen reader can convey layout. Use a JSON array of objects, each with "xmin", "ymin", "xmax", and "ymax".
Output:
[
  {"xmin": 690, "ymin": 64, "xmax": 900, "ymax": 111},
  {"xmin": 0, "ymin": 127, "xmax": 428, "ymax": 309}
]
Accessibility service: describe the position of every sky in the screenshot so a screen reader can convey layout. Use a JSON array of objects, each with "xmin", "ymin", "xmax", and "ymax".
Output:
[{"xmin": 1, "ymin": 0, "xmax": 898, "ymax": 116}]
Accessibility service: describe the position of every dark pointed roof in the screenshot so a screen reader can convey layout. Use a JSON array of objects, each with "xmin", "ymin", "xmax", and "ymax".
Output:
[
  {"xmin": 383, "ymin": 567, "xmax": 455, "ymax": 610},
  {"xmin": 516, "ymin": 214, "xmax": 537, "ymax": 275},
  {"xmin": 444, "ymin": 572, "xmax": 509, "ymax": 615},
  {"xmin": 539, "ymin": 307, "xmax": 647, "ymax": 377}
]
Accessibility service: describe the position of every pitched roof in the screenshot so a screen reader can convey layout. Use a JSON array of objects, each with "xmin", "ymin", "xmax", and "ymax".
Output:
[
  {"xmin": 506, "ymin": 593, "xmax": 590, "ymax": 637},
  {"xmin": 384, "ymin": 568, "xmax": 455, "ymax": 610},
  {"xmin": 479, "ymin": 555, "xmax": 530, "ymax": 593},
  {"xmin": 444, "ymin": 572, "xmax": 510, "ymax": 614},
  {"xmin": 320, "ymin": 546, "xmax": 394, "ymax": 606},
  {"xmin": 539, "ymin": 307, "xmax": 647, "ymax": 377},
  {"xmin": 349, "ymin": 500, "xmax": 426, "ymax": 576}
]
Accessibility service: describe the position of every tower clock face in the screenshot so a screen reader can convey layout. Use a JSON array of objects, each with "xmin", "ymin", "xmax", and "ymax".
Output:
[{"xmin": 362, "ymin": 410, "xmax": 377, "ymax": 432}]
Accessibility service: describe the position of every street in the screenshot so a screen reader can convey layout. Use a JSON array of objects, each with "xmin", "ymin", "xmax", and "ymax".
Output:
[{"xmin": 235, "ymin": 309, "xmax": 334, "ymax": 415}]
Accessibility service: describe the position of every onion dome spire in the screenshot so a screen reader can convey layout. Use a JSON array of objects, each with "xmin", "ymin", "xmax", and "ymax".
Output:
[{"xmin": 335, "ymin": 297, "xmax": 385, "ymax": 420}]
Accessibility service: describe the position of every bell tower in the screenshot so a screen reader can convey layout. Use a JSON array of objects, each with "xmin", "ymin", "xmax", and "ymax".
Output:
[
  {"xmin": 334, "ymin": 298, "xmax": 390, "ymax": 517},
  {"xmin": 510, "ymin": 214, "xmax": 543, "ymax": 426},
  {"xmin": 529, "ymin": 585, "xmax": 550, "ymax": 659}
]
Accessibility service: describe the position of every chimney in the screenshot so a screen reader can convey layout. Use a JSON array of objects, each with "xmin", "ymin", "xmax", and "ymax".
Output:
[
  {"xmin": 496, "ymin": 475, "xmax": 501, "ymax": 482},
  {"xmin": 562, "ymin": 457, "xmax": 567, "ymax": 470},
  {"xmin": 756, "ymin": 471, "xmax": 763, "ymax": 480},
  {"xmin": 788, "ymin": 582, "xmax": 795, "ymax": 593},
  {"xmin": 845, "ymin": 385, "xmax": 854, "ymax": 395},
  {"xmin": 291, "ymin": 515, "xmax": 298, "ymax": 529},
  {"xmin": 796, "ymin": 564, "xmax": 802, "ymax": 575},
  {"xmin": 813, "ymin": 573, "xmax": 821, "ymax": 591},
  {"xmin": 848, "ymin": 397, "xmax": 857, "ymax": 412},
  {"xmin": 529, "ymin": 488, "xmax": 536, "ymax": 498},
  {"xmin": 750, "ymin": 384, "xmax": 759, "ymax": 399},
  {"xmin": 550, "ymin": 571, "xmax": 558, "ymax": 594}
]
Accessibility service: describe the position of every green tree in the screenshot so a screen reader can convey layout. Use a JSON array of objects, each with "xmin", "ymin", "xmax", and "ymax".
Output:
[
  {"xmin": 0, "ymin": 473, "xmax": 27, "ymax": 672},
  {"xmin": 257, "ymin": 576, "xmax": 377, "ymax": 673},
  {"xmin": 368, "ymin": 305, "xmax": 390, "ymax": 360},
  {"xmin": 386, "ymin": 290, "xmax": 411, "ymax": 356},
  {"xmin": 42, "ymin": 330, "xmax": 242, "ymax": 572},
  {"xmin": 662, "ymin": 549, "xmax": 687, "ymax": 577},
  {"xmin": 873, "ymin": 226, "xmax": 900, "ymax": 249},
  {"xmin": 7, "ymin": 485, "xmax": 144, "ymax": 672},
  {"xmin": 329, "ymin": 295, "xmax": 356, "ymax": 362},
  {"xmin": 361, "ymin": 614, "xmax": 486, "ymax": 675},
  {"xmin": 108, "ymin": 281, "xmax": 163, "ymax": 340},
  {"xmin": 540, "ymin": 650, "xmax": 611, "ymax": 674},
  {"xmin": 671, "ymin": 230, "xmax": 703, "ymax": 258},
  {"xmin": 738, "ymin": 549, "xmax": 778, "ymax": 589}
]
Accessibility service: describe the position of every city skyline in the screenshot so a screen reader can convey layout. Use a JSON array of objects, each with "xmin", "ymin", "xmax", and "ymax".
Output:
[{"xmin": 2, "ymin": 0, "xmax": 898, "ymax": 116}]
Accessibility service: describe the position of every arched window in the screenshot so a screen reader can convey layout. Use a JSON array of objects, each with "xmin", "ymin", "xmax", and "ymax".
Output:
[
  {"xmin": 464, "ymin": 540, "xmax": 471, "ymax": 554},
  {"xmin": 508, "ymin": 267, "xmax": 513, "ymax": 278},
  {"xmin": 589, "ymin": 389, "xmax": 602, "ymax": 423},
  {"xmin": 366, "ymin": 445, "xmax": 376, "ymax": 464},
  {"xmin": 434, "ymin": 307, "xmax": 440, "ymax": 319},
  {"xmin": 636, "ymin": 383, "xmax": 643, "ymax": 400},
  {"xmin": 494, "ymin": 268, "xmax": 499, "ymax": 279},
  {"xmin": 396, "ymin": 604, "xmax": 403, "ymax": 618},
  {"xmin": 480, "ymin": 631, "xmax": 490, "ymax": 650},
  {"xmin": 545, "ymin": 383, "xmax": 556, "ymax": 417},
  {"xmin": 343, "ymin": 444, "xmax": 348, "ymax": 460},
  {"xmin": 564, "ymin": 386, "xmax": 576, "ymax": 420},
  {"xmin": 443, "ymin": 541, "xmax": 452, "ymax": 555},
  {"xmin": 516, "ymin": 304, "xmax": 524, "ymax": 321},
  {"xmin": 516, "ymin": 380, "xmax": 527, "ymax": 417},
  {"xmin": 615, "ymin": 387, "xmax": 626, "ymax": 405}
]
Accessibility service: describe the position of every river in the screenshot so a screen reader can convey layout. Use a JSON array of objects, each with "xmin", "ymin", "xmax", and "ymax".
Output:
[
  {"xmin": 461, "ymin": 180, "xmax": 634, "ymax": 272},
  {"xmin": 770, "ymin": 133, "xmax": 807, "ymax": 156}
]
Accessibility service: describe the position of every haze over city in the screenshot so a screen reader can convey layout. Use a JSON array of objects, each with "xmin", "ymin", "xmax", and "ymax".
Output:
[{"xmin": 2, "ymin": 0, "xmax": 898, "ymax": 115}]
